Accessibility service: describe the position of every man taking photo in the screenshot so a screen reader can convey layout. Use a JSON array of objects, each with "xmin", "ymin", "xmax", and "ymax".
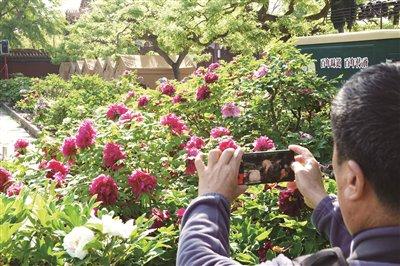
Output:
[{"xmin": 177, "ymin": 63, "xmax": 400, "ymax": 265}]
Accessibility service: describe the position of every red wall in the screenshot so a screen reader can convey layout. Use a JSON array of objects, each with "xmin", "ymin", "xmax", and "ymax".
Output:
[{"xmin": 0, "ymin": 58, "xmax": 59, "ymax": 79}]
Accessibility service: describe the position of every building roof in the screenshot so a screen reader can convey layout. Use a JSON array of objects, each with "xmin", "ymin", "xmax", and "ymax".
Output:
[{"xmin": 1, "ymin": 49, "xmax": 51, "ymax": 59}]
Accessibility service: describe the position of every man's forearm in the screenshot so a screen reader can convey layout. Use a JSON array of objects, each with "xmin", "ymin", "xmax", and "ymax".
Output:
[
  {"xmin": 312, "ymin": 195, "xmax": 352, "ymax": 257},
  {"xmin": 177, "ymin": 193, "xmax": 239, "ymax": 266}
]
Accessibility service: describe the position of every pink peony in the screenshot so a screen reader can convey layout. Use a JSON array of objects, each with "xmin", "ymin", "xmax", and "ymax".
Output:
[
  {"xmin": 106, "ymin": 103, "xmax": 129, "ymax": 120},
  {"xmin": 258, "ymin": 240, "xmax": 274, "ymax": 262},
  {"xmin": 194, "ymin": 67, "xmax": 206, "ymax": 76},
  {"xmin": 253, "ymin": 65, "xmax": 269, "ymax": 79},
  {"xmin": 185, "ymin": 148, "xmax": 200, "ymax": 175},
  {"xmin": 160, "ymin": 83, "xmax": 176, "ymax": 96},
  {"xmin": 89, "ymin": 174, "xmax": 119, "ymax": 205},
  {"xmin": 160, "ymin": 113, "xmax": 188, "ymax": 135},
  {"xmin": 253, "ymin": 136, "xmax": 275, "ymax": 151},
  {"xmin": 208, "ymin": 62, "xmax": 220, "ymax": 71},
  {"xmin": 204, "ymin": 72, "xmax": 219, "ymax": 83},
  {"xmin": 278, "ymin": 189, "xmax": 304, "ymax": 217},
  {"xmin": 102, "ymin": 142, "xmax": 126, "ymax": 171},
  {"xmin": 172, "ymin": 95, "xmax": 185, "ymax": 104},
  {"xmin": 14, "ymin": 139, "xmax": 29, "ymax": 154},
  {"xmin": 45, "ymin": 159, "xmax": 69, "ymax": 186},
  {"xmin": 127, "ymin": 170, "xmax": 157, "ymax": 198},
  {"xmin": 118, "ymin": 111, "xmax": 144, "ymax": 125},
  {"xmin": 151, "ymin": 208, "xmax": 171, "ymax": 229},
  {"xmin": 210, "ymin": 127, "xmax": 231, "ymax": 138},
  {"xmin": 6, "ymin": 182, "xmax": 23, "ymax": 197},
  {"xmin": 196, "ymin": 85, "xmax": 210, "ymax": 101},
  {"xmin": 76, "ymin": 119, "xmax": 97, "ymax": 149},
  {"xmin": 176, "ymin": 208, "xmax": 186, "ymax": 224},
  {"xmin": 185, "ymin": 136, "xmax": 205, "ymax": 150},
  {"xmin": 61, "ymin": 137, "xmax": 77, "ymax": 158},
  {"xmin": 126, "ymin": 90, "xmax": 135, "ymax": 99},
  {"xmin": 218, "ymin": 139, "xmax": 238, "ymax": 152},
  {"xmin": 0, "ymin": 167, "xmax": 13, "ymax": 192},
  {"xmin": 137, "ymin": 95, "xmax": 150, "ymax": 107},
  {"xmin": 221, "ymin": 103, "xmax": 241, "ymax": 118},
  {"xmin": 299, "ymin": 131, "xmax": 313, "ymax": 141}
]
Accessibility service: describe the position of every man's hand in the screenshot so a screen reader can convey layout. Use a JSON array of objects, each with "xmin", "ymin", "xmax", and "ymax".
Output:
[
  {"xmin": 195, "ymin": 148, "xmax": 247, "ymax": 203},
  {"xmin": 289, "ymin": 145, "xmax": 328, "ymax": 209}
]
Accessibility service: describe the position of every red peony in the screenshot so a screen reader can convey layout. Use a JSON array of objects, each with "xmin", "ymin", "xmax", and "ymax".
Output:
[
  {"xmin": 151, "ymin": 208, "xmax": 171, "ymax": 229},
  {"xmin": 160, "ymin": 113, "xmax": 188, "ymax": 135},
  {"xmin": 160, "ymin": 83, "xmax": 176, "ymax": 96},
  {"xmin": 102, "ymin": 142, "xmax": 126, "ymax": 171},
  {"xmin": 106, "ymin": 103, "xmax": 129, "ymax": 120},
  {"xmin": 196, "ymin": 85, "xmax": 211, "ymax": 101},
  {"xmin": 204, "ymin": 72, "xmax": 219, "ymax": 83},
  {"xmin": 127, "ymin": 170, "xmax": 157, "ymax": 198},
  {"xmin": 208, "ymin": 62, "xmax": 220, "ymax": 71},
  {"xmin": 45, "ymin": 159, "xmax": 69, "ymax": 186},
  {"xmin": 185, "ymin": 136, "xmax": 205, "ymax": 150},
  {"xmin": 137, "ymin": 95, "xmax": 150, "ymax": 107},
  {"xmin": 172, "ymin": 94, "xmax": 185, "ymax": 104},
  {"xmin": 0, "ymin": 167, "xmax": 13, "ymax": 192},
  {"xmin": 278, "ymin": 189, "xmax": 304, "ymax": 217},
  {"xmin": 185, "ymin": 148, "xmax": 200, "ymax": 175},
  {"xmin": 218, "ymin": 139, "xmax": 238, "ymax": 152},
  {"xmin": 258, "ymin": 240, "xmax": 274, "ymax": 262},
  {"xmin": 210, "ymin": 127, "xmax": 231, "ymax": 138},
  {"xmin": 89, "ymin": 174, "xmax": 119, "ymax": 205},
  {"xmin": 6, "ymin": 182, "xmax": 23, "ymax": 197},
  {"xmin": 61, "ymin": 137, "xmax": 77, "ymax": 158},
  {"xmin": 176, "ymin": 208, "xmax": 186, "ymax": 224},
  {"xmin": 14, "ymin": 139, "xmax": 29, "ymax": 155},
  {"xmin": 75, "ymin": 119, "xmax": 97, "ymax": 149},
  {"xmin": 253, "ymin": 136, "xmax": 275, "ymax": 151}
]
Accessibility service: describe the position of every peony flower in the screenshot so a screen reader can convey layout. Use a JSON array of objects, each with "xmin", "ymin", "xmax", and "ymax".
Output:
[
  {"xmin": 253, "ymin": 64, "xmax": 269, "ymax": 79},
  {"xmin": 196, "ymin": 85, "xmax": 210, "ymax": 101},
  {"xmin": 76, "ymin": 120, "xmax": 97, "ymax": 149},
  {"xmin": 185, "ymin": 148, "xmax": 199, "ymax": 175},
  {"xmin": 137, "ymin": 95, "xmax": 150, "ymax": 107},
  {"xmin": 253, "ymin": 136, "xmax": 275, "ymax": 151},
  {"xmin": 176, "ymin": 208, "xmax": 186, "ymax": 224},
  {"xmin": 258, "ymin": 240, "xmax": 274, "ymax": 263},
  {"xmin": 204, "ymin": 72, "xmax": 219, "ymax": 83},
  {"xmin": 160, "ymin": 83, "xmax": 176, "ymax": 96},
  {"xmin": 102, "ymin": 142, "xmax": 126, "ymax": 171},
  {"xmin": 210, "ymin": 127, "xmax": 231, "ymax": 138},
  {"xmin": 45, "ymin": 159, "xmax": 69, "ymax": 186},
  {"xmin": 6, "ymin": 182, "xmax": 23, "ymax": 197},
  {"xmin": 106, "ymin": 103, "xmax": 129, "ymax": 120},
  {"xmin": 63, "ymin": 226, "xmax": 95, "ymax": 260},
  {"xmin": 89, "ymin": 174, "xmax": 119, "ymax": 205},
  {"xmin": 127, "ymin": 170, "xmax": 157, "ymax": 198},
  {"xmin": 151, "ymin": 208, "xmax": 170, "ymax": 229},
  {"xmin": 100, "ymin": 214, "xmax": 135, "ymax": 239},
  {"xmin": 221, "ymin": 103, "xmax": 241, "ymax": 118},
  {"xmin": 14, "ymin": 139, "xmax": 29, "ymax": 155},
  {"xmin": 208, "ymin": 62, "xmax": 220, "ymax": 71},
  {"xmin": 172, "ymin": 94, "xmax": 185, "ymax": 104},
  {"xmin": 61, "ymin": 137, "xmax": 77, "ymax": 158},
  {"xmin": 218, "ymin": 139, "xmax": 238, "ymax": 152},
  {"xmin": 160, "ymin": 113, "xmax": 188, "ymax": 135},
  {"xmin": 299, "ymin": 131, "xmax": 313, "ymax": 141},
  {"xmin": 0, "ymin": 167, "xmax": 13, "ymax": 192},
  {"xmin": 126, "ymin": 90, "xmax": 135, "ymax": 100},
  {"xmin": 278, "ymin": 189, "xmax": 304, "ymax": 217},
  {"xmin": 118, "ymin": 111, "xmax": 144, "ymax": 125},
  {"xmin": 194, "ymin": 67, "xmax": 206, "ymax": 76},
  {"xmin": 185, "ymin": 136, "xmax": 205, "ymax": 150}
]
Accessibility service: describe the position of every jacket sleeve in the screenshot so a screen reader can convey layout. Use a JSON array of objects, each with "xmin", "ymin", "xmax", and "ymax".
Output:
[
  {"xmin": 177, "ymin": 193, "xmax": 293, "ymax": 266},
  {"xmin": 311, "ymin": 195, "xmax": 352, "ymax": 257}
]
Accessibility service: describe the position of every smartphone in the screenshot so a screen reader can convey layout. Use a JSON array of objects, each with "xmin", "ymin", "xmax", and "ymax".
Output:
[{"xmin": 238, "ymin": 149, "xmax": 295, "ymax": 185}]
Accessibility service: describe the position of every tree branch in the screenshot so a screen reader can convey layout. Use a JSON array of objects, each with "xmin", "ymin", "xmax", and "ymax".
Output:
[{"xmin": 305, "ymin": 0, "xmax": 331, "ymax": 21}]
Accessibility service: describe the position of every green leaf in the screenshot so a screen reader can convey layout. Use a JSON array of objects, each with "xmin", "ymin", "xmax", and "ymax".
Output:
[{"xmin": 255, "ymin": 228, "xmax": 273, "ymax": 241}]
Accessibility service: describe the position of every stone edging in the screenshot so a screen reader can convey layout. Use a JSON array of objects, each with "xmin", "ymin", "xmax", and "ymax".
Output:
[{"xmin": 1, "ymin": 103, "xmax": 40, "ymax": 138}]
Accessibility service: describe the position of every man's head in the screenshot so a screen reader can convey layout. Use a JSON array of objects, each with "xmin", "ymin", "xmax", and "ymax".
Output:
[{"xmin": 331, "ymin": 63, "xmax": 400, "ymax": 234}]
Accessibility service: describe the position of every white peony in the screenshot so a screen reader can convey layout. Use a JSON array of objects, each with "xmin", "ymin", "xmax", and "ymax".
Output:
[
  {"xmin": 63, "ymin": 226, "xmax": 95, "ymax": 260},
  {"xmin": 101, "ymin": 214, "xmax": 135, "ymax": 239}
]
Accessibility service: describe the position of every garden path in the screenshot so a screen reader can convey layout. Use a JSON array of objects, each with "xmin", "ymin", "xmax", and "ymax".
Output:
[{"xmin": 0, "ymin": 107, "xmax": 34, "ymax": 160}]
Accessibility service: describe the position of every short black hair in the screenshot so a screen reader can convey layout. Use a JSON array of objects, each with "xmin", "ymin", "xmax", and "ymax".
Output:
[{"xmin": 331, "ymin": 63, "xmax": 400, "ymax": 212}]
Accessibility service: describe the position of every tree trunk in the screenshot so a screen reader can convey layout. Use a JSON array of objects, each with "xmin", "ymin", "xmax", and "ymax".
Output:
[{"xmin": 172, "ymin": 63, "xmax": 181, "ymax": 80}]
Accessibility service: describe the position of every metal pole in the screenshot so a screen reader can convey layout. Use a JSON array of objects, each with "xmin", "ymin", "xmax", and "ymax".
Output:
[{"xmin": 4, "ymin": 55, "xmax": 8, "ymax": 79}]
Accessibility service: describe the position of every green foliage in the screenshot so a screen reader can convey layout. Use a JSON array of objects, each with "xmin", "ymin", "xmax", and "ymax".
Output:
[{"xmin": 0, "ymin": 76, "xmax": 32, "ymax": 105}]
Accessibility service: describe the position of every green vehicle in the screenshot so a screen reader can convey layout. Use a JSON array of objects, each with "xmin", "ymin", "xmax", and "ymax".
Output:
[{"xmin": 296, "ymin": 30, "xmax": 400, "ymax": 83}]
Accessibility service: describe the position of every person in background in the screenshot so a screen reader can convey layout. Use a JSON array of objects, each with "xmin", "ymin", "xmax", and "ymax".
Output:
[{"xmin": 177, "ymin": 63, "xmax": 400, "ymax": 265}]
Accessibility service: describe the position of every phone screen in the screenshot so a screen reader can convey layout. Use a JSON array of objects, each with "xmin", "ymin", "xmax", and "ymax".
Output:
[{"xmin": 238, "ymin": 150, "xmax": 295, "ymax": 185}]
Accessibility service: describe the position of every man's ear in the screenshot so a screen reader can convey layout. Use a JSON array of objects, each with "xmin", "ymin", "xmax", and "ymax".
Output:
[{"xmin": 344, "ymin": 160, "xmax": 366, "ymax": 200}]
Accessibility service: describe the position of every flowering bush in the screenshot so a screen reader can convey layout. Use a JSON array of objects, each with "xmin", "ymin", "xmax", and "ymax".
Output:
[{"xmin": 1, "ymin": 42, "xmax": 339, "ymax": 264}]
